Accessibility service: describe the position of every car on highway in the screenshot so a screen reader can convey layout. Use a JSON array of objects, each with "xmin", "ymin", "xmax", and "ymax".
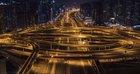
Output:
[{"xmin": 133, "ymin": 25, "xmax": 140, "ymax": 30}]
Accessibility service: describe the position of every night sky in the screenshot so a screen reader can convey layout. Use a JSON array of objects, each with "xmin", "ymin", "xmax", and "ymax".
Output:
[
  {"xmin": 0, "ymin": 0, "xmax": 94, "ymax": 6},
  {"xmin": 67, "ymin": 0, "xmax": 98, "ymax": 4},
  {"xmin": 59, "ymin": 0, "xmax": 94, "ymax": 6}
]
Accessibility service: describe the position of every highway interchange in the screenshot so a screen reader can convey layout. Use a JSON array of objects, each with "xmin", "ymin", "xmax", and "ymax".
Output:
[{"xmin": 0, "ymin": 10, "xmax": 140, "ymax": 74}]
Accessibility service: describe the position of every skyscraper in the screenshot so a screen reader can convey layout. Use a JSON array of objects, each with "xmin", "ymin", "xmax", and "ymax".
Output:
[
  {"xmin": 0, "ymin": 0, "xmax": 52, "ymax": 32},
  {"xmin": 80, "ymin": 0, "xmax": 140, "ymax": 26}
]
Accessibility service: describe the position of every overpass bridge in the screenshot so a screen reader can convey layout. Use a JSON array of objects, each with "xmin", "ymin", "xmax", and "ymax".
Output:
[{"xmin": 0, "ymin": 9, "xmax": 140, "ymax": 74}]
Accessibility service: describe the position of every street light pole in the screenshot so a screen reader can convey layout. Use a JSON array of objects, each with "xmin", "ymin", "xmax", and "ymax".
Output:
[
  {"xmin": 51, "ymin": 0, "xmax": 55, "ymax": 22},
  {"xmin": 51, "ymin": 8, "xmax": 53, "ymax": 22}
]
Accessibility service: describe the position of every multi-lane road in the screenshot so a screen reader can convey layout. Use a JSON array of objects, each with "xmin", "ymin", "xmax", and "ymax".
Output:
[{"xmin": 0, "ymin": 10, "xmax": 140, "ymax": 74}]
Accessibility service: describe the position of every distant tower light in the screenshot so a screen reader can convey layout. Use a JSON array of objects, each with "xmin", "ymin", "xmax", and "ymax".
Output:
[
  {"xmin": 52, "ymin": 0, "xmax": 55, "ymax": 3},
  {"xmin": 59, "ymin": 8, "xmax": 62, "ymax": 11},
  {"xmin": 0, "ymin": 2, "xmax": 7, "ymax": 5},
  {"xmin": 110, "ymin": 18, "xmax": 115, "ymax": 20}
]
